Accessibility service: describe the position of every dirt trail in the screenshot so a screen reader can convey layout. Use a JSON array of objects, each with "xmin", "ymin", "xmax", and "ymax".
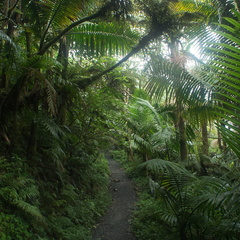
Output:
[{"xmin": 92, "ymin": 158, "xmax": 137, "ymax": 240}]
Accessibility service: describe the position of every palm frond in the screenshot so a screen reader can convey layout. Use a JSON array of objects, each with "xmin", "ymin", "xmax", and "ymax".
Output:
[
  {"xmin": 126, "ymin": 96, "xmax": 176, "ymax": 158},
  {"xmin": 205, "ymin": 14, "xmax": 240, "ymax": 158},
  {"xmin": 158, "ymin": 210, "xmax": 178, "ymax": 226},
  {"xmin": 173, "ymin": 0, "xmax": 216, "ymax": 17},
  {"xmin": 0, "ymin": 30, "xmax": 16, "ymax": 49},
  {"xmin": 186, "ymin": 104, "xmax": 215, "ymax": 127},
  {"xmin": 145, "ymin": 55, "xmax": 212, "ymax": 107},
  {"xmin": 150, "ymin": 127, "xmax": 175, "ymax": 147},
  {"xmin": 46, "ymin": 0, "xmax": 86, "ymax": 27},
  {"xmin": 131, "ymin": 133, "xmax": 155, "ymax": 152},
  {"xmin": 146, "ymin": 166, "xmax": 240, "ymax": 239},
  {"xmin": 134, "ymin": 97, "xmax": 162, "ymax": 126},
  {"xmin": 140, "ymin": 158, "xmax": 189, "ymax": 175},
  {"xmin": 67, "ymin": 22, "xmax": 138, "ymax": 57},
  {"xmin": 39, "ymin": 0, "xmax": 88, "ymax": 46}
]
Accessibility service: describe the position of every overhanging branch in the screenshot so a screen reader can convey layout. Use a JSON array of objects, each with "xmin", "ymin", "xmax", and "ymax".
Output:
[
  {"xmin": 37, "ymin": 2, "xmax": 112, "ymax": 56},
  {"xmin": 77, "ymin": 29, "xmax": 162, "ymax": 89}
]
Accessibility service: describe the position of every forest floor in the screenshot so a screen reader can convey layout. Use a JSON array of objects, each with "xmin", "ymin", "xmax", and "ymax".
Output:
[{"xmin": 91, "ymin": 158, "xmax": 137, "ymax": 240}]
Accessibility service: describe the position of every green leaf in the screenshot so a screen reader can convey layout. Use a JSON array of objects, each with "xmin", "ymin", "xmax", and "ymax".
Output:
[{"xmin": 140, "ymin": 158, "xmax": 189, "ymax": 175}]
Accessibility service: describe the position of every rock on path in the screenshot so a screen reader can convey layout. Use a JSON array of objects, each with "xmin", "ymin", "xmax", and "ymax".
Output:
[{"xmin": 92, "ymin": 158, "xmax": 137, "ymax": 240}]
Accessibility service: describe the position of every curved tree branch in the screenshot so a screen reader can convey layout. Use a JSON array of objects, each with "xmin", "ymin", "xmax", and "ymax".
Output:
[
  {"xmin": 77, "ymin": 29, "xmax": 162, "ymax": 89},
  {"xmin": 37, "ymin": 1, "xmax": 113, "ymax": 56}
]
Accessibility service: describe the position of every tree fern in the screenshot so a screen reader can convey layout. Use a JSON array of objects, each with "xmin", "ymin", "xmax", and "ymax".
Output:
[{"xmin": 145, "ymin": 164, "xmax": 240, "ymax": 239}]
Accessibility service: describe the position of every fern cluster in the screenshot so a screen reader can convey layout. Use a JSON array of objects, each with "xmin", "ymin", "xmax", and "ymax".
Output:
[{"xmin": 0, "ymin": 153, "xmax": 110, "ymax": 239}]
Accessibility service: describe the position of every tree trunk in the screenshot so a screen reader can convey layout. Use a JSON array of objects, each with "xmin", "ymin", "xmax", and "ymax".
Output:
[
  {"xmin": 178, "ymin": 114, "xmax": 188, "ymax": 161},
  {"xmin": 27, "ymin": 118, "xmax": 38, "ymax": 162},
  {"xmin": 201, "ymin": 120, "xmax": 209, "ymax": 156},
  {"xmin": 57, "ymin": 37, "xmax": 69, "ymax": 124},
  {"xmin": 1, "ymin": 68, "xmax": 9, "ymax": 89},
  {"xmin": 58, "ymin": 98, "xmax": 67, "ymax": 125},
  {"xmin": 25, "ymin": 30, "xmax": 32, "ymax": 57},
  {"xmin": 57, "ymin": 37, "xmax": 69, "ymax": 79},
  {"xmin": 218, "ymin": 123, "xmax": 227, "ymax": 152},
  {"xmin": 27, "ymin": 94, "xmax": 39, "ymax": 161},
  {"xmin": 169, "ymin": 37, "xmax": 188, "ymax": 162},
  {"xmin": 234, "ymin": 0, "xmax": 240, "ymax": 11}
]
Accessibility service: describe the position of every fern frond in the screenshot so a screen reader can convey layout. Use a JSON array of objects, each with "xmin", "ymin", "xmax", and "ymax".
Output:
[
  {"xmin": 15, "ymin": 55, "xmax": 62, "ymax": 78},
  {"xmin": 39, "ymin": 117, "xmax": 65, "ymax": 138},
  {"xmin": 9, "ymin": 178, "xmax": 38, "ymax": 200},
  {"xmin": 45, "ymin": 78, "xmax": 58, "ymax": 116},
  {"xmin": 14, "ymin": 200, "xmax": 45, "ymax": 224},
  {"xmin": 61, "ymin": 184, "xmax": 78, "ymax": 204},
  {"xmin": 44, "ymin": 145, "xmax": 65, "ymax": 172}
]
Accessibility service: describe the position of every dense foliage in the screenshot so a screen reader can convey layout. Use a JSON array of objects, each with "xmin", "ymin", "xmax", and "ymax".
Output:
[{"xmin": 1, "ymin": 0, "xmax": 240, "ymax": 239}]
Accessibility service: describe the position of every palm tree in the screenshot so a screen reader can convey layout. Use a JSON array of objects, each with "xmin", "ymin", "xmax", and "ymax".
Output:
[
  {"xmin": 0, "ymin": 0, "xmax": 139, "ymax": 156},
  {"xmin": 125, "ymin": 94, "xmax": 176, "ymax": 162},
  {"xmin": 76, "ymin": 0, "xmax": 201, "ymax": 88},
  {"xmin": 1, "ymin": 1, "xmax": 144, "ymax": 237},
  {"xmin": 141, "ymin": 157, "xmax": 240, "ymax": 240},
  {"xmin": 142, "ymin": 0, "xmax": 240, "ymax": 163}
]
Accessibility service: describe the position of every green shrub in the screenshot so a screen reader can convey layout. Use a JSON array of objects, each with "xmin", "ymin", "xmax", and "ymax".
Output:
[
  {"xmin": 132, "ymin": 193, "xmax": 176, "ymax": 240},
  {"xmin": 0, "ymin": 213, "xmax": 34, "ymax": 240},
  {"xmin": 46, "ymin": 154, "xmax": 111, "ymax": 239},
  {"xmin": 0, "ymin": 153, "xmax": 111, "ymax": 239},
  {"xmin": 109, "ymin": 149, "xmax": 127, "ymax": 163}
]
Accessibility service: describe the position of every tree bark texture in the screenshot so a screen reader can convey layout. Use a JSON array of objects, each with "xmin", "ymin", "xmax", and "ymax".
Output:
[
  {"xmin": 201, "ymin": 120, "xmax": 209, "ymax": 156},
  {"xmin": 178, "ymin": 114, "xmax": 188, "ymax": 161}
]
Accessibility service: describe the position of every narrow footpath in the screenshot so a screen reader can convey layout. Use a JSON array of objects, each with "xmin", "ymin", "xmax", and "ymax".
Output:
[{"xmin": 92, "ymin": 158, "xmax": 137, "ymax": 240}]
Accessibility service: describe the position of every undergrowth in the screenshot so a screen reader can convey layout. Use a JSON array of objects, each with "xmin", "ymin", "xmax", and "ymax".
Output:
[
  {"xmin": 109, "ymin": 149, "xmax": 240, "ymax": 240},
  {"xmin": 0, "ymin": 154, "xmax": 110, "ymax": 240}
]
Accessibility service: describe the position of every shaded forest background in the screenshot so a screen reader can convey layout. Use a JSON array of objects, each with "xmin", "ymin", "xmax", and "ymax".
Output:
[{"xmin": 1, "ymin": 0, "xmax": 240, "ymax": 239}]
